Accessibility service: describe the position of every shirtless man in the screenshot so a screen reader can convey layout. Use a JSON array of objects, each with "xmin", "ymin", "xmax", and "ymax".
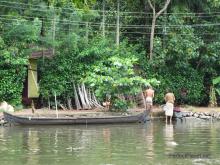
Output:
[
  {"xmin": 144, "ymin": 86, "xmax": 155, "ymax": 118},
  {"xmin": 164, "ymin": 91, "xmax": 175, "ymax": 123}
]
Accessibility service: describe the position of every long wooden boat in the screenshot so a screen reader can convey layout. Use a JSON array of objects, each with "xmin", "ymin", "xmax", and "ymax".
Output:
[{"xmin": 3, "ymin": 111, "xmax": 148, "ymax": 125}]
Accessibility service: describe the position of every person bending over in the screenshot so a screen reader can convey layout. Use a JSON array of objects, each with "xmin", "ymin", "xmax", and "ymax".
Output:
[{"xmin": 164, "ymin": 91, "xmax": 175, "ymax": 123}]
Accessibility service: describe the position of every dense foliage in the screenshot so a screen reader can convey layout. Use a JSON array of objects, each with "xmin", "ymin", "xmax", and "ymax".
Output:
[
  {"xmin": 0, "ymin": 19, "xmax": 39, "ymax": 105},
  {"xmin": 0, "ymin": 0, "xmax": 220, "ymax": 108}
]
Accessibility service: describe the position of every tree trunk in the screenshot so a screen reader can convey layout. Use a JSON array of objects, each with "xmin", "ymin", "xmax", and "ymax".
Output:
[
  {"xmin": 67, "ymin": 96, "xmax": 73, "ymax": 110},
  {"xmin": 48, "ymin": 97, "xmax": 51, "ymax": 110},
  {"xmin": 148, "ymin": 0, "xmax": 171, "ymax": 60},
  {"xmin": 149, "ymin": 17, "xmax": 156, "ymax": 60},
  {"xmin": 73, "ymin": 83, "xmax": 82, "ymax": 110},
  {"xmin": 77, "ymin": 84, "xmax": 88, "ymax": 109},
  {"xmin": 82, "ymin": 83, "xmax": 91, "ymax": 109}
]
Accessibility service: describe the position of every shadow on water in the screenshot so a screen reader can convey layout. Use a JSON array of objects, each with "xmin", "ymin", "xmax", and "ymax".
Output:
[{"xmin": 1, "ymin": 120, "xmax": 220, "ymax": 165}]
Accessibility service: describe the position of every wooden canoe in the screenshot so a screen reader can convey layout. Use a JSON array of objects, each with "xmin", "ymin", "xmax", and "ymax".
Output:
[{"xmin": 3, "ymin": 111, "xmax": 148, "ymax": 125}]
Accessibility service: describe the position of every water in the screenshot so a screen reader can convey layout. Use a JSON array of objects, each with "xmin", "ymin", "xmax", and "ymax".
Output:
[{"xmin": 1, "ymin": 120, "xmax": 220, "ymax": 165}]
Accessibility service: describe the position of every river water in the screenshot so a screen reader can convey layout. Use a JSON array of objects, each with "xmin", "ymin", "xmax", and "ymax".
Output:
[{"xmin": 0, "ymin": 120, "xmax": 220, "ymax": 165}]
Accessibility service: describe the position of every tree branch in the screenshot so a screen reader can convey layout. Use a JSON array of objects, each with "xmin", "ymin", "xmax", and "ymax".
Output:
[
  {"xmin": 147, "ymin": 0, "xmax": 155, "ymax": 14},
  {"xmin": 155, "ymin": 0, "xmax": 171, "ymax": 18}
]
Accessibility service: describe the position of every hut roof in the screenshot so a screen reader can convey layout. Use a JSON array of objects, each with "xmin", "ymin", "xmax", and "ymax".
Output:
[{"xmin": 30, "ymin": 49, "xmax": 53, "ymax": 59}]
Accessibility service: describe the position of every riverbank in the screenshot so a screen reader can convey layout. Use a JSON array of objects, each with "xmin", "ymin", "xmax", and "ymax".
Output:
[
  {"xmin": 1, "ymin": 106, "xmax": 220, "ymax": 120},
  {"xmin": 0, "ymin": 107, "xmax": 144, "ymax": 119},
  {"xmin": 152, "ymin": 106, "xmax": 220, "ymax": 121}
]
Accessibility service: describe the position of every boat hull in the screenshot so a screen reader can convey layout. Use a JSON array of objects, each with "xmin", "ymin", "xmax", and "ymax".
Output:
[{"xmin": 3, "ymin": 111, "xmax": 148, "ymax": 125}]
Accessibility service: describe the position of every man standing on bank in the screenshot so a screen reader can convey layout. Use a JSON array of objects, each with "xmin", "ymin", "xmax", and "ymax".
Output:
[
  {"xmin": 164, "ymin": 90, "xmax": 175, "ymax": 123},
  {"xmin": 144, "ymin": 86, "xmax": 155, "ymax": 118}
]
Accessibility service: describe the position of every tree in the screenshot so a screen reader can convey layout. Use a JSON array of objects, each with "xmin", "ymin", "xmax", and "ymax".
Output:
[
  {"xmin": 0, "ymin": 19, "xmax": 40, "ymax": 105},
  {"xmin": 148, "ymin": 0, "xmax": 171, "ymax": 60},
  {"xmin": 85, "ymin": 56, "xmax": 158, "ymax": 111}
]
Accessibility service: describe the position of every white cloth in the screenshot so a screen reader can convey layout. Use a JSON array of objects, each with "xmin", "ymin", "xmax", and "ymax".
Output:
[
  {"xmin": 165, "ymin": 102, "xmax": 174, "ymax": 116},
  {"xmin": 145, "ymin": 97, "xmax": 153, "ymax": 105}
]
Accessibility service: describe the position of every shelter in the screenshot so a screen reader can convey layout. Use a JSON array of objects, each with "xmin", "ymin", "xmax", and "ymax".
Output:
[{"xmin": 22, "ymin": 49, "xmax": 53, "ymax": 105}]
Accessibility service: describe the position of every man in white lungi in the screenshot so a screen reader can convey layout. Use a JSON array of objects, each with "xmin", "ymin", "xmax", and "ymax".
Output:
[{"xmin": 164, "ymin": 91, "xmax": 175, "ymax": 123}]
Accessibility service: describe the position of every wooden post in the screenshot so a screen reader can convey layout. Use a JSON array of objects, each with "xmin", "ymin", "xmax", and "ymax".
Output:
[{"xmin": 31, "ymin": 99, "xmax": 35, "ymax": 114}]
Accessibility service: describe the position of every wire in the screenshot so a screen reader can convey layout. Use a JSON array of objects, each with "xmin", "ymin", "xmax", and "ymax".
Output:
[
  {"xmin": 1, "ymin": 25, "xmax": 220, "ymax": 38},
  {"xmin": 2, "ymin": 1, "xmax": 220, "ymax": 16},
  {"xmin": 2, "ymin": 15, "xmax": 220, "ymax": 30}
]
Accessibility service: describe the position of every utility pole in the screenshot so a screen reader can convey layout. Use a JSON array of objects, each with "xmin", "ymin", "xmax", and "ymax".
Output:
[
  {"xmin": 85, "ymin": 22, "xmax": 89, "ymax": 43},
  {"xmin": 163, "ymin": 8, "xmax": 167, "ymax": 48},
  {"xmin": 116, "ymin": 0, "xmax": 120, "ymax": 46},
  {"xmin": 102, "ymin": 0, "xmax": 106, "ymax": 37},
  {"xmin": 52, "ymin": 11, "xmax": 56, "ymax": 56}
]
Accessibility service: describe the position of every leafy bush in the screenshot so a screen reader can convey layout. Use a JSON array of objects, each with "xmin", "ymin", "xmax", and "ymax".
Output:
[
  {"xmin": 153, "ymin": 69, "xmax": 205, "ymax": 105},
  {"xmin": 0, "ymin": 20, "xmax": 39, "ymax": 105},
  {"xmin": 85, "ymin": 49, "xmax": 159, "ymax": 111},
  {"xmin": 110, "ymin": 99, "xmax": 128, "ymax": 112}
]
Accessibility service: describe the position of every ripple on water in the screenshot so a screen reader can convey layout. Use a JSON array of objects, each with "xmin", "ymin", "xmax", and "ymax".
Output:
[{"xmin": 0, "ymin": 122, "xmax": 220, "ymax": 165}]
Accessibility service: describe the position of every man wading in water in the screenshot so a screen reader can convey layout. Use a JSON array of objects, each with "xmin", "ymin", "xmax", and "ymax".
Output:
[
  {"xmin": 144, "ymin": 86, "xmax": 155, "ymax": 119},
  {"xmin": 164, "ymin": 91, "xmax": 175, "ymax": 123}
]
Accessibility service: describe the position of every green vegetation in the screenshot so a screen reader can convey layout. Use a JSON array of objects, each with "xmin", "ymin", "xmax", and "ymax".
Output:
[
  {"xmin": 0, "ymin": 19, "xmax": 39, "ymax": 105},
  {"xmin": 0, "ymin": 0, "xmax": 219, "ymax": 110}
]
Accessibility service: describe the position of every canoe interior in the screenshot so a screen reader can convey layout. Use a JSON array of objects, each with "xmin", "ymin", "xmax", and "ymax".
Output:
[{"xmin": 3, "ymin": 111, "xmax": 148, "ymax": 125}]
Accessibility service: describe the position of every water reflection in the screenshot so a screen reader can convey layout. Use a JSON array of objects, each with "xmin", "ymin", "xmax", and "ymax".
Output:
[
  {"xmin": 164, "ymin": 124, "xmax": 178, "ymax": 153},
  {"xmin": 103, "ymin": 128, "xmax": 111, "ymax": 144},
  {"xmin": 25, "ymin": 129, "xmax": 40, "ymax": 165},
  {"xmin": 144, "ymin": 123, "xmax": 154, "ymax": 159},
  {"xmin": 0, "ymin": 127, "xmax": 7, "ymax": 150},
  {"xmin": 0, "ymin": 121, "xmax": 220, "ymax": 165}
]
